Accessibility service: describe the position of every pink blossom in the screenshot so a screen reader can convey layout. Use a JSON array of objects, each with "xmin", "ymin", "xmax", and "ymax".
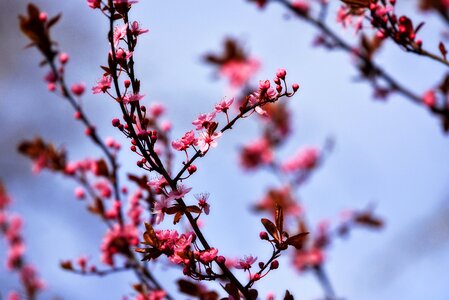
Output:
[
  {"xmin": 94, "ymin": 181, "xmax": 112, "ymax": 198},
  {"xmin": 7, "ymin": 291, "xmax": 21, "ymax": 300},
  {"xmin": 192, "ymin": 112, "xmax": 217, "ymax": 130},
  {"xmin": 87, "ymin": 0, "xmax": 101, "ymax": 9},
  {"xmin": 92, "ymin": 76, "xmax": 112, "ymax": 94},
  {"xmin": 136, "ymin": 290, "xmax": 166, "ymax": 300},
  {"xmin": 219, "ymin": 58, "xmax": 260, "ymax": 88},
  {"xmin": 123, "ymin": 92, "xmax": 145, "ymax": 104},
  {"xmin": 292, "ymin": 0, "xmax": 310, "ymax": 15},
  {"xmin": 101, "ymin": 224, "xmax": 139, "ymax": 265},
  {"xmin": 165, "ymin": 184, "xmax": 192, "ymax": 201},
  {"xmin": 235, "ymin": 255, "xmax": 257, "ymax": 270},
  {"xmin": 153, "ymin": 196, "xmax": 171, "ymax": 225},
  {"xmin": 282, "ymin": 147, "xmax": 319, "ymax": 172},
  {"xmin": 113, "ymin": 23, "xmax": 128, "ymax": 47},
  {"xmin": 149, "ymin": 102, "xmax": 165, "ymax": 117},
  {"xmin": 197, "ymin": 131, "xmax": 222, "ymax": 153},
  {"xmin": 161, "ymin": 120, "xmax": 172, "ymax": 131},
  {"xmin": 215, "ymin": 97, "xmax": 234, "ymax": 113},
  {"xmin": 147, "ymin": 177, "xmax": 168, "ymax": 193},
  {"xmin": 293, "ymin": 248, "xmax": 325, "ymax": 271},
  {"xmin": 199, "ymin": 248, "xmax": 218, "ymax": 263},
  {"xmin": 195, "ymin": 193, "xmax": 210, "ymax": 215},
  {"xmin": 131, "ymin": 21, "xmax": 149, "ymax": 36},
  {"xmin": 171, "ymin": 130, "xmax": 197, "ymax": 151},
  {"xmin": 240, "ymin": 139, "xmax": 273, "ymax": 169}
]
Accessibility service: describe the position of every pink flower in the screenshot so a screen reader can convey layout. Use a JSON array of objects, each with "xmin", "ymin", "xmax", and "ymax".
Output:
[
  {"xmin": 195, "ymin": 193, "xmax": 210, "ymax": 215},
  {"xmin": 92, "ymin": 76, "xmax": 112, "ymax": 94},
  {"xmin": 215, "ymin": 97, "xmax": 234, "ymax": 113},
  {"xmin": 147, "ymin": 177, "xmax": 168, "ymax": 194},
  {"xmin": 219, "ymin": 58, "xmax": 260, "ymax": 88},
  {"xmin": 171, "ymin": 130, "xmax": 197, "ymax": 151},
  {"xmin": 131, "ymin": 21, "xmax": 149, "ymax": 36},
  {"xmin": 199, "ymin": 248, "xmax": 218, "ymax": 264},
  {"xmin": 113, "ymin": 23, "xmax": 128, "ymax": 47},
  {"xmin": 192, "ymin": 112, "xmax": 217, "ymax": 130},
  {"xmin": 235, "ymin": 255, "xmax": 257, "ymax": 270},
  {"xmin": 293, "ymin": 248, "xmax": 324, "ymax": 271},
  {"xmin": 87, "ymin": 0, "xmax": 101, "ymax": 9},
  {"xmin": 123, "ymin": 92, "xmax": 144, "ymax": 104},
  {"xmin": 153, "ymin": 197, "xmax": 171, "ymax": 224},
  {"xmin": 165, "ymin": 184, "xmax": 192, "ymax": 201},
  {"xmin": 240, "ymin": 139, "xmax": 273, "ymax": 170},
  {"xmin": 149, "ymin": 102, "xmax": 165, "ymax": 117},
  {"xmin": 101, "ymin": 224, "xmax": 139, "ymax": 265},
  {"xmin": 282, "ymin": 147, "xmax": 319, "ymax": 172},
  {"xmin": 197, "ymin": 131, "xmax": 222, "ymax": 153}
]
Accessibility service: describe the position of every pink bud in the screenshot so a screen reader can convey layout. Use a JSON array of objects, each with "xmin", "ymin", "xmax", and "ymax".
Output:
[
  {"xmin": 259, "ymin": 79, "xmax": 271, "ymax": 91},
  {"xmin": 188, "ymin": 165, "xmax": 197, "ymax": 174},
  {"xmin": 276, "ymin": 68, "xmax": 286, "ymax": 79},
  {"xmin": 48, "ymin": 83, "xmax": 56, "ymax": 91},
  {"xmin": 39, "ymin": 12, "xmax": 47, "ymax": 22},
  {"xmin": 59, "ymin": 53, "xmax": 69, "ymax": 64},
  {"xmin": 74, "ymin": 111, "xmax": 82, "ymax": 120},
  {"xmin": 270, "ymin": 260, "xmax": 279, "ymax": 269},
  {"xmin": 124, "ymin": 80, "xmax": 131, "ymax": 88},
  {"xmin": 259, "ymin": 231, "xmax": 269, "ymax": 240},
  {"xmin": 292, "ymin": 83, "xmax": 299, "ymax": 92},
  {"xmin": 112, "ymin": 118, "xmax": 120, "ymax": 127},
  {"xmin": 71, "ymin": 83, "xmax": 85, "ymax": 96}
]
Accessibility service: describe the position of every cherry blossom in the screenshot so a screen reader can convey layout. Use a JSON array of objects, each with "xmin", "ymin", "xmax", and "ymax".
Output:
[{"xmin": 197, "ymin": 131, "xmax": 222, "ymax": 153}]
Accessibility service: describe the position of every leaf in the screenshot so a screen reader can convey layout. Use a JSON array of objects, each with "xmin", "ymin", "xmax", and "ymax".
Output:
[
  {"xmin": 354, "ymin": 212, "xmax": 384, "ymax": 228},
  {"xmin": 166, "ymin": 205, "xmax": 181, "ymax": 215},
  {"xmin": 275, "ymin": 204, "xmax": 284, "ymax": 234},
  {"xmin": 174, "ymin": 211, "xmax": 184, "ymax": 224},
  {"xmin": 286, "ymin": 232, "xmax": 309, "ymax": 250},
  {"xmin": 283, "ymin": 290, "xmax": 294, "ymax": 300},
  {"xmin": 261, "ymin": 218, "xmax": 279, "ymax": 242},
  {"xmin": 60, "ymin": 260, "xmax": 73, "ymax": 270},
  {"xmin": 143, "ymin": 223, "xmax": 158, "ymax": 247},
  {"xmin": 95, "ymin": 159, "xmax": 109, "ymax": 177},
  {"xmin": 439, "ymin": 42, "xmax": 447, "ymax": 60},
  {"xmin": 248, "ymin": 289, "xmax": 258, "ymax": 300},
  {"xmin": 177, "ymin": 279, "xmax": 201, "ymax": 296},
  {"xmin": 88, "ymin": 197, "xmax": 105, "ymax": 216},
  {"xmin": 46, "ymin": 13, "xmax": 62, "ymax": 29},
  {"xmin": 127, "ymin": 174, "xmax": 150, "ymax": 189},
  {"xmin": 186, "ymin": 205, "xmax": 202, "ymax": 214},
  {"xmin": 223, "ymin": 283, "xmax": 240, "ymax": 300}
]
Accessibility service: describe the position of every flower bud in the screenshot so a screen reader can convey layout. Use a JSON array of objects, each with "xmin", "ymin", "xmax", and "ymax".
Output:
[
  {"xmin": 216, "ymin": 256, "xmax": 226, "ymax": 264},
  {"xmin": 124, "ymin": 80, "xmax": 131, "ymax": 88},
  {"xmin": 292, "ymin": 83, "xmax": 299, "ymax": 92},
  {"xmin": 188, "ymin": 165, "xmax": 197, "ymax": 174},
  {"xmin": 259, "ymin": 231, "xmax": 269, "ymax": 240},
  {"xmin": 276, "ymin": 68, "xmax": 286, "ymax": 79},
  {"xmin": 259, "ymin": 79, "xmax": 270, "ymax": 91},
  {"xmin": 112, "ymin": 118, "xmax": 120, "ymax": 127},
  {"xmin": 270, "ymin": 260, "xmax": 279, "ymax": 269},
  {"xmin": 59, "ymin": 53, "xmax": 69, "ymax": 64}
]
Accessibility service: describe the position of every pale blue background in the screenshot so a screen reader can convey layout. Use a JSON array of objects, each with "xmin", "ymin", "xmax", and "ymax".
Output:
[{"xmin": 1, "ymin": 0, "xmax": 449, "ymax": 299}]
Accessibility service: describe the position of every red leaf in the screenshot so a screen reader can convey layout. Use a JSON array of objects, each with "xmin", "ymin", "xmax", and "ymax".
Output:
[
  {"xmin": 286, "ymin": 232, "xmax": 309, "ymax": 250},
  {"xmin": 261, "ymin": 218, "xmax": 280, "ymax": 242}
]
